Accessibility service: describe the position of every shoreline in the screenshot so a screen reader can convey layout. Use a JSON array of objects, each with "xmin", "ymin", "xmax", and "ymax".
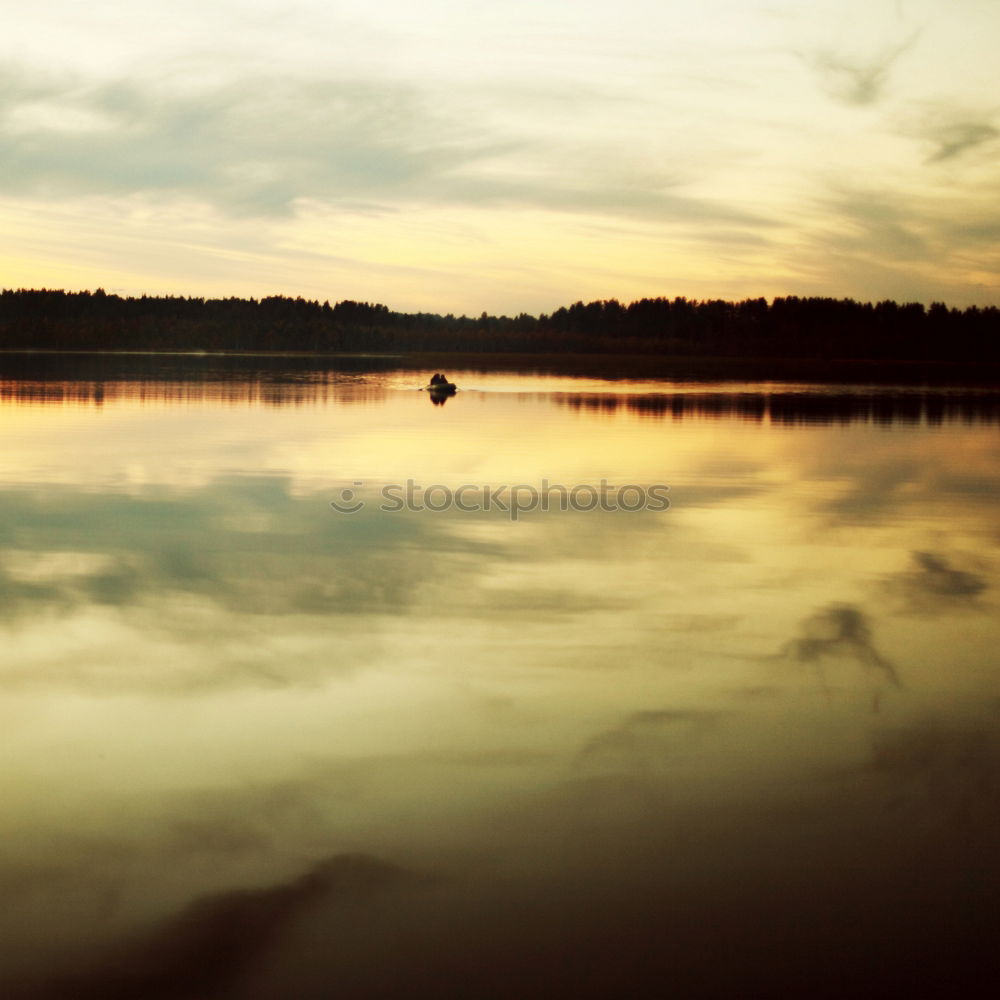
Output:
[{"xmin": 0, "ymin": 348, "xmax": 997, "ymax": 387}]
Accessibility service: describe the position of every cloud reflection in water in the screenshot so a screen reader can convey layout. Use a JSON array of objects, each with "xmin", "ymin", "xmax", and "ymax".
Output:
[{"xmin": 1, "ymin": 368, "xmax": 999, "ymax": 996}]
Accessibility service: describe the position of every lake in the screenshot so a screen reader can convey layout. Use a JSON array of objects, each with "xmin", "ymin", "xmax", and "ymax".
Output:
[{"xmin": 2, "ymin": 356, "xmax": 999, "ymax": 998}]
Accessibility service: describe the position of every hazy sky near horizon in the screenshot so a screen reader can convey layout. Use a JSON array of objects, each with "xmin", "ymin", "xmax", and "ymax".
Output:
[{"xmin": 2, "ymin": 0, "xmax": 999, "ymax": 314}]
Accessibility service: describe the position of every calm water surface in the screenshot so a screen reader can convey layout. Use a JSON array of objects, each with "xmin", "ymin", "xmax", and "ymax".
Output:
[{"xmin": 2, "ymin": 361, "xmax": 999, "ymax": 997}]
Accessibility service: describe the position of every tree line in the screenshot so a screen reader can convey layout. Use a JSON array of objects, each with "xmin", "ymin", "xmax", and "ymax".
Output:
[{"xmin": 1, "ymin": 288, "xmax": 997, "ymax": 361}]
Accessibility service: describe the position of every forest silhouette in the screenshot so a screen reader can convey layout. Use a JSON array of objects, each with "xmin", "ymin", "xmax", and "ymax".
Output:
[{"xmin": 1, "ymin": 288, "xmax": 997, "ymax": 363}]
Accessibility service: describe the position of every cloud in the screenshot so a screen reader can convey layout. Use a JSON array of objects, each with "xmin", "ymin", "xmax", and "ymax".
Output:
[
  {"xmin": 11, "ymin": 854, "xmax": 411, "ymax": 1000},
  {"xmin": 0, "ymin": 69, "xmax": 461, "ymax": 216},
  {"xmin": 0, "ymin": 565, "xmax": 75, "ymax": 623},
  {"xmin": 0, "ymin": 479, "xmax": 446, "ymax": 691},
  {"xmin": 926, "ymin": 121, "xmax": 999, "ymax": 163},
  {"xmin": 909, "ymin": 551, "xmax": 987, "ymax": 597},
  {"xmin": 1, "ymin": 475, "xmax": 673, "ymax": 693},
  {"xmin": 0, "ymin": 65, "xmax": 768, "ymax": 232},
  {"xmin": 812, "ymin": 452, "xmax": 928, "ymax": 522},
  {"xmin": 822, "ymin": 188, "xmax": 931, "ymax": 261},
  {"xmin": 777, "ymin": 603, "xmax": 901, "ymax": 691},
  {"xmin": 904, "ymin": 104, "xmax": 1000, "ymax": 164},
  {"xmin": 576, "ymin": 709, "xmax": 721, "ymax": 773},
  {"xmin": 807, "ymin": 31, "xmax": 920, "ymax": 106},
  {"xmin": 884, "ymin": 550, "xmax": 988, "ymax": 613}
]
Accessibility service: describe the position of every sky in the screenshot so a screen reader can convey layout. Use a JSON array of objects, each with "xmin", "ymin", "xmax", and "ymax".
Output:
[{"xmin": 1, "ymin": 0, "xmax": 999, "ymax": 315}]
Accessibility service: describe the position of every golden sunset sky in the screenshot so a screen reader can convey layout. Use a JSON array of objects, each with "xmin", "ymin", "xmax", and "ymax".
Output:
[{"xmin": 2, "ymin": 0, "xmax": 998, "ymax": 314}]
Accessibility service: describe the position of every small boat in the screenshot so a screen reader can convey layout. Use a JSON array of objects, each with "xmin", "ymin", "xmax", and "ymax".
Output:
[{"xmin": 423, "ymin": 372, "xmax": 457, "ymax": 395}]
